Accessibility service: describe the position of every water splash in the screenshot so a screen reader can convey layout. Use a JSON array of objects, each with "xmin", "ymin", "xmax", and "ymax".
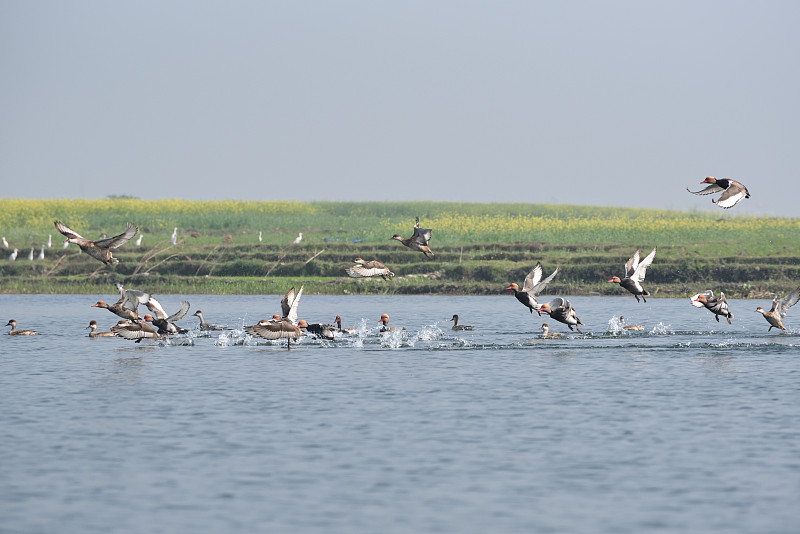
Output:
[{"xmin": 650, "ymin": 322, "xmax": 673, "ymax": 335}]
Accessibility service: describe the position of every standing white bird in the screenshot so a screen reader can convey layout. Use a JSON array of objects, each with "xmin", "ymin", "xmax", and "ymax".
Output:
[
  {"xmin": 47, "ymin": 234, "xmax": 52, "ymax": 248},
  {"xmin": 9, "ymin": 248, "xmax": 18, "ymax": 261},
  {"xmin": 3, "ymin": 237, "xmax": 9, "ymax": 248},
  {"xmin": 293, "ymin": 232, "xmax": 303, "ymax": 245},
  {"xmin": 135, "ymin": 233, "xmax": 143, "ymax": 246},
  {"xmin": 38, "ymin": 245, "xmax": 45, "ymax": 260},
  {"xmin": 171, "ymin": 228, "xmax": 178, "ymax": 245},
  {"xmin": 258, "ymin": 231, "xmax": 263, "ymax": 242},
  {"xmin": 28, "ymin": 247, "xmax": 34, "ymax": 261},
  {"xmin": 62, "ymin": 238, "xmax": 70, "ymax": 249}
]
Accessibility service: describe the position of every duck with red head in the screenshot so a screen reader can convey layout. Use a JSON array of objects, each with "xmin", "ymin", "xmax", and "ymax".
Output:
[
  {"xmin": 687, "ymin": 177, "xmax": 750, "ymax": 209},
  {"xmin": 608, "ymin": 247, "xmax": 656, "ymax": 302},
  {"xmin": 537, "ymin": 298, "xmax": 584, "ymax": 334},
  {"xmin": 691, "ymin": 290, "xmax": 733, "ymax": 324},
  {"xmin": 333, "ymin": 315, "xmax": 356, "ymax": 334},
  {"xmin": 378, "ymin": 313, "xmax": 405, "ymax": 332},
  {"xmin": 506, "ymin": 262, "xmax": 559, "ymax": 315},
  {"xmin": 91, "ymin": 299, "xmax": 140, "ymax": 322}
]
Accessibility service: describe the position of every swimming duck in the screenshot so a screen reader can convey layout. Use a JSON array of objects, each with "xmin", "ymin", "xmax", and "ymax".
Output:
[
  {"xmin": 539, "ymin": 323, "xmax": 564, "ymax": 339},
  {"xmin": 619, "ymin": 316, "xmax": 644, "ymax": 330},
  {"xmin": 506, "ymin": 262, "xmax": 559, "ymax": 315},
  {"xmin": 537, "ymin": 298, "xmax": 584, "ymax": 334},
  {"xmin": 391, "ymin": 216, "xmax": 434, "ymax": 258},
  {"xmin": 54, "ymin": 220, "xmax": 138, "ymax": 264},
  {"xmin": 687, "ymin": 177, "xmax": 750, "ymax": 209},
  {"xmin": 192, "ymin": 310, "xmax": 224, "ymax": 330},
  {"xmin": 6, "ymin": 319, "xmax": 39, "ymax": 335},
  {"xmin": 378, "ymin": 313, "xmax": 405, "ymax": 332},
  {"xmin": 333, "ymin": 315, "xmax": 356, "ymax": 334},
  {"xmin": 346, "ymin": 258, "xmax": 394, "ymax": 280},
  {"xmin": 691, "ymin": 291, "xmax": 733, "ymax": 324},
  {"xmin": 608, "ymin": 247, "xmax": 656, "ymax": 302},
  {"xmin": 86, "ymin": 320, "xmax": 117, "ymax": 337},
  {"xmin": 450, "ymin": 314, "xmax": 474, "ymax": 330},
  {"xmin": 111, "ymin": 320, "xmax": 162, "ymax": 342},
  {"xmin": 619, "ymin": 316, "xmax": 644, "ymax": 331},
  {"xmin": 755, "ymin": 289, "xmax": 800, "ymax": 332}
]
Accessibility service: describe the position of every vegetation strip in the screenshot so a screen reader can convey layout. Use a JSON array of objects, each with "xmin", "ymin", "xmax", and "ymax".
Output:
[{"xmin": 1, "ymin": 199, "xmax": 798, "ymax": 297}]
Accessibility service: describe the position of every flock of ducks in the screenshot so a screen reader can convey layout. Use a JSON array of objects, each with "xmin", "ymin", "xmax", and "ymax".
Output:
[{"xmin": 5, "ymin": 178, "xmax": 797, "ymax": 340}]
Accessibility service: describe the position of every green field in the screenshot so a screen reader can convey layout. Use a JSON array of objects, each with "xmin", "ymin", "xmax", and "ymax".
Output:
[{"xmin": 1, "ymin": 199, "xmax": 799, "ymax": 297}]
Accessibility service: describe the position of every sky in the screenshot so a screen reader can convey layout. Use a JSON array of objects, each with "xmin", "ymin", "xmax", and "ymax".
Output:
[{"xmin": 2, "ymin": 1, "xmax": 799, "ymax": 216}]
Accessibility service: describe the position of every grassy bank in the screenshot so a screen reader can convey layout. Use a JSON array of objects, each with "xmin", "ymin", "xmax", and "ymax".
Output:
[{"xmin": 1, "ymin": 199, "xmax": 798, "ymax": 297}]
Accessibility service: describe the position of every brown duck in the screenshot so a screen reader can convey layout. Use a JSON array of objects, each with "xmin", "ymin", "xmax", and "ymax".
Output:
[
  {"xmin": 6, "ymin": 319, "xmax": 39, "ymax": 335},
  {"xmin": 391, "ymin": 216, "xmax": 434, "ymax": 259},
  {"xmin": 54, "ymin": 220, "xmax": 138, "ymax": 264}
]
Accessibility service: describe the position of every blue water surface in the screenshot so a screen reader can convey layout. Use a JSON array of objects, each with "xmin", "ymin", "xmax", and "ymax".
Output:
[{"xmin": 1, "ymin": 294, "xmax": 799, "ymax": 533}]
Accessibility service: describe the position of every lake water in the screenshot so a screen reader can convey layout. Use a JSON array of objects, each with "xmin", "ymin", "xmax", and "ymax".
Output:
[{"xmin": 1, "ymin": 293, "xmax": 799, "ymax": 533}]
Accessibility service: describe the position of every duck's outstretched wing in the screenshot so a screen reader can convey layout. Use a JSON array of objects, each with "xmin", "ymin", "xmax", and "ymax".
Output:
[
  {"xmin": 245, "ymin": 320, "xmax": 301, "ymax": 340},
  {"xmin": 690, "ymin": 290, "xmax": 714, "ymax": 308},
  {"xmin": 631, "ymin": 247, "xmax": 656, "ymax": 283},
  {"xmin": 346, "ymin": 263, "xmax": 393, "ymax": 279},
  {"xmin": 522, "ymin": 263, "xmax": 543, "ymax": 292},
  {"xmin": 714, "ymin": 182, "xmax": 749, "ymax": 209},
  {"xmin": 775, "ymin": 288, "xmax": 800, "ymax": 318},
  {"xmin": 167, "ymin": 301, "xmax": 191, "ymax": 323},
  {"xmin": 116, "ymin": 283, "xmax": 153, "ymax": 311},
  {"xmin": 95, "ymin": 222, "xmax": 137, "ymax": 249},
  {"xmin": 624, "ymin": 249, "xmax": 640, "ymax": 278},
  {"xmin": 529, "ymin": 266, "xmax": 558, "ymax": 296},
  {"xmin": 145, "ymin": 296, "xmax": 169, "ymax": 319},
  {"xmin": 687, "ymin": 184, "xmax": 724, "ymax": 196},
  {"xmin": 280, "ymin": 286, "xmax": 303, "ymax": 325},
  {"xmin": 411, "ymin": 226, "xmax": 432, "ymax": 246},
  {"xmin": 545, "ymin": 297, "xmax": 567, "ymax": 311},
  {"xmin": 54, "ymin": 221, "xmax": 84, "ymax": 240},
  {"xmin": 111, "ymin": 322, "xmax": 159, "ymax": 340}
]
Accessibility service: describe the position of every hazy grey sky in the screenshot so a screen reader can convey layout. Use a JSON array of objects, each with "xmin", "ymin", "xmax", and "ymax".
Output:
[{"xmin": 2, "ymin": 1, "xmax": 798, "ymax": 216}]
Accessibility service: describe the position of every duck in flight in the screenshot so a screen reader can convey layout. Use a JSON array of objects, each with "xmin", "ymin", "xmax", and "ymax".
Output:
[
  {"xmin": 54, "ymin": 220, "xmax": 138, "ymax": 264},
  {"xmin": 687, "ymin": 176, "xmax": 750, "ymax": 209},
  {"xmin": 392, "ymin": 216, "xmax": 434, "ymax": 259}
]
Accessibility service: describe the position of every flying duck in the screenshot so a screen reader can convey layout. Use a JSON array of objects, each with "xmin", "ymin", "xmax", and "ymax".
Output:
[
  {"xmin": 54, "ymin": 220, "xmax": 138, "ymax": 264},
  {"xmin": 608, "ymin": 247, "xmax": 657, "ymax": 302},
  {"xmin": 687, "ymin": 177, "xmax": 750, "ymax": 209}
]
